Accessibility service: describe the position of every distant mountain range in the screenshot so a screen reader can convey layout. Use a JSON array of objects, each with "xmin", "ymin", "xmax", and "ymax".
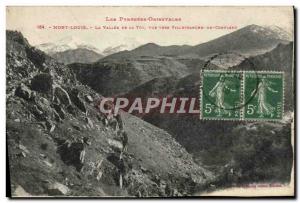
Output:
[
  {"xmin": 104, "ymin": 24, "xmax": 291, "ymax": 60},
  {"xmin": 36, "ymin": 36, "xmax": 102, "ymax": 54},
  {"xmin": 70, "ymin": 24, "xmax": 292, "ymax": 96},
  {"xmin": 36, "ymin": 36, "xmax": 142, "ymax": 64},
  {"xmin": 36, "ymin": 36, "xmax": 104, "ymax": 64},
  {"xmin": 37, "ymin": 24, "xmax": 291, "ymax": 65}
]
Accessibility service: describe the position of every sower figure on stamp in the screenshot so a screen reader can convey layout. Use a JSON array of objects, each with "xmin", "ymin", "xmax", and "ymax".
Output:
[
  {"xmin": 209, "ymin": 75, "xmax": 236, "ymax": 116},
  {"xmin": 251, "ymin": 77, "xmax": 278, "ymax": 118}
]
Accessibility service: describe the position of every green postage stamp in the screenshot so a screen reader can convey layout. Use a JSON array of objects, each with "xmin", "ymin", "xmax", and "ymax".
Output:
[{"xmin": 200, "ymin": 70, "xmax": 284, "ymax": 121}]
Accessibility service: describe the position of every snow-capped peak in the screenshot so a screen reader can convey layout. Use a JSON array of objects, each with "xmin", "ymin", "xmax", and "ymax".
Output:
[
  {"xmin": 56, "ymin": 36, "xmax": 83, "ymax": 49},
  {"xmin": 264, "ymin": 25, "xmax": 293, "ymax": 41},
  {"xmin": 36, "ymin": 36, "xmax": 102, "ymax": 54},
  {"xmin": 246, "ymin": 24, "xmax": 292, "ymax": 41},
  {"xmin": 102, "ymin": 43, "xmax": 140, "ymax": 56}
]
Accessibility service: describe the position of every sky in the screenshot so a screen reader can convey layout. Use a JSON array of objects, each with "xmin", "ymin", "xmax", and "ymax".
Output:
[{"xmin": 6, "ymin": 6, "xmax": 294, "ymax": 51}]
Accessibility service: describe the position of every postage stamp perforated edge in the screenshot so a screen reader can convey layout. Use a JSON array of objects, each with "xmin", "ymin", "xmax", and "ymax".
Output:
[
  {"xmin": 199, "ymin": 69, "xmax": 243, "ymax": 121},
  {"xmin": 243, "ymin": 71, "xmax": 285, "ymax": 122},
  {"xmin": 199, "ymin": 70, "xmax": 285, "ymax": 122}
]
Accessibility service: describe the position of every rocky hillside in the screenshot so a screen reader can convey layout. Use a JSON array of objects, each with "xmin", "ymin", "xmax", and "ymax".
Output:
[{"xmin": 6, "ymin": 30, "xmax": 213, "ymax": 197}]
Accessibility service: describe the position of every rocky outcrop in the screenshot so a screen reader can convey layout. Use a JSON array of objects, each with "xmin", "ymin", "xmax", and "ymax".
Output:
[
  {"xmin": 69, "ymin": 88, "xmax": 86, "ymax": 113},
  {"xmin": 15, "ymin": 83, "xmax": 34, "ymax": 101},
  {"xmin": 47, "ymin": 182, "xmax": 69, "ymax": 196},
  {"xmin": 31, "ymin": 73, "xmax": 53, "ymax": 93},
  {"xmin": 53, "ymin": 85, "xmax": 72, "ymax": 106}
]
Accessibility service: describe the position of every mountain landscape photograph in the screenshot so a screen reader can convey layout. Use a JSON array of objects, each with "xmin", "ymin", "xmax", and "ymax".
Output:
[{"xmin": 6, "ymin": 6, "xmax": 295, "ymax": 198}]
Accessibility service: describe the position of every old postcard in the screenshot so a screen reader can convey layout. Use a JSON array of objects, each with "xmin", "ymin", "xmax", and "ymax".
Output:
[{"xmin": 6, "ymin": 6, "xmax": 295, "ymax": 197}]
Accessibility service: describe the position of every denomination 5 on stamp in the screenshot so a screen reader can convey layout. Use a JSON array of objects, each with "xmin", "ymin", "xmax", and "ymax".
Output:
[
  {"xmin": 244, "ymin": 72, "xmax": 284, "ymax": 121},
  {"xmin": 200, "ymin": 70, "xmax": 243, "ymax": 120}
]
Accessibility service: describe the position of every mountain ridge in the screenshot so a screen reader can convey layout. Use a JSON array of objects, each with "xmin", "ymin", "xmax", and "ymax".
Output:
[
  {"xmin": 50, "ymin": 48, "xmax": 104, "ymax": 65},
  {"xmin": 100, "ymin": 24, "xmax": 291, "ymax": 61}
]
